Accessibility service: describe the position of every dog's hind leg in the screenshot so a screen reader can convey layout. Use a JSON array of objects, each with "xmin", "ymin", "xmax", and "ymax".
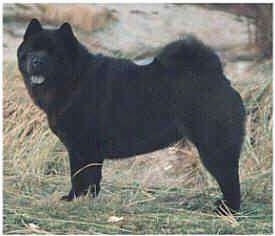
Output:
[
  {"xmin": 192, "ymin": 122, "xmax": 243, "ymax": 212},
  {"xmin": 199, "ymin": 148, "xmax": 241, "ymax": 212}
]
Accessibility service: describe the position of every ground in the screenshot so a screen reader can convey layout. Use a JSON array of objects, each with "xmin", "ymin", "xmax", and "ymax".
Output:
[{"xmin": 3, "ymin": 4, "xmax": 272, "ymax": 234}]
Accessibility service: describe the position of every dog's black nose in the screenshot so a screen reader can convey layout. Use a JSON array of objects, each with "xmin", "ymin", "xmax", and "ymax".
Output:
[
  {"xmin": 31, "ymin": 56, "xmax": 43, "ymax": 68},
  {"xmin": 26, "ymin": 51, "xmax": 47, "ymax": 75}
]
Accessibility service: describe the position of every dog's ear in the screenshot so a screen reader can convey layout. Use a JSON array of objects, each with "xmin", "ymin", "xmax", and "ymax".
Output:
[
  {"xmin": 24, "ymin": 18, "xmax": 42, "ymax": 41},
  {"xmin": 59, "ymin": 22, "xmax": 75, "ymax": 39},
  {"xmin": 59, "ymin": 22, "xmax": 78, "ymax": 55}
]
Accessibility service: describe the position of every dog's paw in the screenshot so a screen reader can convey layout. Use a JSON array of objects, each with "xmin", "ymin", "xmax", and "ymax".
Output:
[
  {"xmin": 60, "ymin": 189, "xmax": 77, "ymax": 201},
  {"xmin": 214, "ymin": 199, "xmax": 238, "ymax": 216},
  {"xmin": 60, "ymin": 195, "xmax": 73, "ymax": 201},
  {"xmin": 60, "ymin": 184, "xmax": 100, "ymax": 202}
]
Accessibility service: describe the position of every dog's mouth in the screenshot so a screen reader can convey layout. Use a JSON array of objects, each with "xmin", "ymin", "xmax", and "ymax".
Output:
[{"xmin": 30, "ymin": 75, "xmax": 46, "ymax": 85}]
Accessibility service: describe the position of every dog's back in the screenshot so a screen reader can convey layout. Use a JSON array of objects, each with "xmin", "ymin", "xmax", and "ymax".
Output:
[{"xmin": 90, "ymin": 36, "xmax": 244, "ymax": 162}]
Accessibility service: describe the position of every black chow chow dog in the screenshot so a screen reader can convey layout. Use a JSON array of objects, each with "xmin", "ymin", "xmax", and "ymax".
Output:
[{"xmin": 17, "ymin": 19, "xmax": 245, "ymax": 212}]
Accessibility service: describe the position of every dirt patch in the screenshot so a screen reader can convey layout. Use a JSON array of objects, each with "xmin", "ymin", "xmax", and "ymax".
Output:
[
  {"xmin": 4, "ymin": 4, "xmax": 116, "ymax": 32},
  {"xmin": 40, "ymin": 4, "xmax": 116, "ymax": 32}
]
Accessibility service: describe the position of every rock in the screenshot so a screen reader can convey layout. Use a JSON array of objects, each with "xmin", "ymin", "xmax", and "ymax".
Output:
[{"xmin": 89, "ymin": 4, "xmax": 252, "ymax": 59}]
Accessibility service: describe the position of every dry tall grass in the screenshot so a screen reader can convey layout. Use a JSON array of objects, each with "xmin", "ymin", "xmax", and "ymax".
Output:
[{"xmin": 3, "ymin": 56, "xmax": 272, "ymax": 233}]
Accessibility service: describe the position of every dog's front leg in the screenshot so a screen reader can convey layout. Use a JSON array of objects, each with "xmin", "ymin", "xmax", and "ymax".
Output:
[{"xmin": 61, "ymin": 150, "xmax": 103, "ymax": 201}]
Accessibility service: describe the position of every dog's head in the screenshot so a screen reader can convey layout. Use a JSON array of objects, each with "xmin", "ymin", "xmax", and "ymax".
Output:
[{"xmin": 17, "ymin": 19, "xmax": 78, "ymax": 88}]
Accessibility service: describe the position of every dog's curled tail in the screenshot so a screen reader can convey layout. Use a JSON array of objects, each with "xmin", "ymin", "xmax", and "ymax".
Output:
[{"xmin": 156, "ymin": 35, "xmax": 223, "ymax": 77}]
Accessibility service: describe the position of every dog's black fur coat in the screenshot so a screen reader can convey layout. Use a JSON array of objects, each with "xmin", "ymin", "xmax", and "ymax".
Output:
[{"xmin": 17, "ymin": 19, "xmax": 245, "ymax": 211}]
